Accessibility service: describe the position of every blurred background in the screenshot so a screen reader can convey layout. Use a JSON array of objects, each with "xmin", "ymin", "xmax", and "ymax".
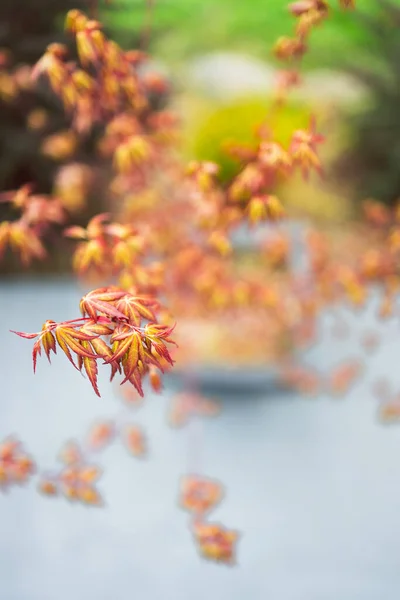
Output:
[{"xmin": 2, "ymin": 1, "xmax": 400, "ymax": 598}]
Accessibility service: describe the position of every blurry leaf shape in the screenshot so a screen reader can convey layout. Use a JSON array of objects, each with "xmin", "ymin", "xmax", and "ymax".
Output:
[
  {"xmin": 180, "ymin": 475, "xmax": 223, "ymax": 515},
  {"xmin": 192, "ymin": 521, "xmax": 239, "ymax": 565},
  {"xmin": 123, "ymin": 424, "xmax": 146, "ymax": 458},
  {"xmin": 86, "ymin": 420, "xmax": 116, "ymax": 451}
]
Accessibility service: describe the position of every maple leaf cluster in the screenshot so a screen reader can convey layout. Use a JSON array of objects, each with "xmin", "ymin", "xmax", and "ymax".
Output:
[
  {"xmin": 86, "ymin": 419, "xmax": 146, "ymax": 458},
  {"xmin": 179, "ymin": 474, "xmax": 239, "ymax": 564},
  {"xmin": 0, "ymin": 184, "xmax": 66, "ymax": 266},
  {"xmin": 12, "ymin": 287, "xmax": 175, "ymax": 397},
  {"xmin": 0, "ymin": 438, "xmax": 35, "ymax": 490},
  {"xmin": 122, "ymin": 424, "xmax": 147, "ymax": 458},
  {"xmin": 273, "ymin": 0, "xmax": 354, "ymax": 99},
  {"xmin": 39, "ymin": 440, "xmax": 103, "ymax": 506},
  {"xmin": 33, "ymin": 11, "xmax": 148, "ymax": 133},
  {"xmin": 180, "ymin": 475, "xmax": 223, "ymax": 515},
  {"xmin": 86, "ymin": 419, "xmax": 116, "ymax": 451},
  {"xmin": 38, "ymin": 420, "xmax": 147, "ymax": 505},
  {"xmin": 0, "ymin": 7, "xmax": 174, "ymax": 272},
  {"xmin": 275, "ymin": 1, "xmax": 354, "ymax": 64},
  {"xmin": 65, "ymin": 213, "xmax": 147, "ymax": 277},
  {"xmin": 169, "ymin": 388, "xmax": 238, "ymax": 564},
  {"xmin": 192, "ymin": 521, "xmax": 239, "ymax": 565},
  {"xmin": 0, "ymin": 50, "xmax": 31, "ymax": 103},
  {"xmin": 178, "ymin": 117, "xmax": 325, "ymax": 242},
  {"xmin": 225, "ymin": 121, "xmax": 324, "ymax": 226}
]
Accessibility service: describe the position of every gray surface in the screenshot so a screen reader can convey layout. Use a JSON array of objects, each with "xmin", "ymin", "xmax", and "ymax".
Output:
[
  {"xmin": 1, "ymin": 278, "xmax": 400, "ymax": 600},
  {"xmin": 185, "ymin": 52, "xmax": 366, "ymax": 104}
]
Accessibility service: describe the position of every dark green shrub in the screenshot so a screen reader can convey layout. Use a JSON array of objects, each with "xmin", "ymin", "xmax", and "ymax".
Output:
[{"xmin": 336, "ymin": 0, "xmax": 400, "ymax": 207}]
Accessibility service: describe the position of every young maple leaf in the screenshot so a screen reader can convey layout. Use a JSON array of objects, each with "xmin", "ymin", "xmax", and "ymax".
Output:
[
  {"xmin": 274, "ymin": 36, "xmax": 307, "ymax": 61},
  {"xmin": 80, "ymin": 341, "xmax": 100, "ymax": 396},
  {"xmin": 86, "ymin": 420, "xmax": 116, "ymax": 451},
  {"xmin": 118, "ymin": 381, "xmax": 144, "ymax": 407},
  {"xmin": 0, "ymin": 437, "xmax": 36, "ymax": 490},
  {"xmin": 143, "ymin": 323, "xmax": 176, "ymax": 357},
  {"xmin": 290, "ymin": 117, "xmax": 324, "ymax": 178},
  {"xmin": 207, "ymin": 231, "xmax": 232, "ymax": 257},
  {"xmin": 63, "ymin": 485, "xmax": 80, "ymax": 502},
  {"xmin": 76, "ymin": 22, "xmax": 106, "ymax": 68},
  {"xmin": 1, "ymin": 186, "xmax": 65, "ymax": 228},
  {"xmin": 77, "ymin": 485, "xmax": 103, "ymax": 506},
  {"xmin": 0, "ymin": 220, "xmax": 47, "ymax": 266},
  {"xmin": 378, "ymin": 400, "xmax": 400, "ymax": 424},
  {"xmin": 72, "ymin": 239, "xmax": 109, "ymax": 274},
  {"xmin": 79, "ymin": 318, "xmax": 114, "ymax": 337},
  {"xmin": 59, "ymin": 440, "xmax": 83, "ymax": 466},
  {"xmin": 104, "ymin": 224, "xmax": 146, "ymax": 271},
  {"xmin": 115, "ymin": 292, "xmax": 158, "ymax": 325},
  {"xmin": 109, "ymin": 327, "xmax": 144, "ymax": 383},
  {"xmin": 38, "ymin": 477, "xmax": 59, "ymax": 497},
  {"xmin": 59, "ymin": 466, "xmax": 103, "ymax": 506},
  {"xmin": 229, "ymin": 163, "xmax": 265, "ymax": 202},
  {"xmin": 327, "ymin": 360, "xmax": 362, "ymax": 397},
  {"xmin": 378, "ymin": 295, "xmax": 393, "ymax": 320},
  {"xmin": 90, "ymin": 336, "xmax": 121, "ymax": 382},
  {"xmin": 60, "ymin": 466, "xmax": 80, "ymax": 487},
  {"xmin": 258, "ymin": 141, "xmax": 292, "ymax": 174},
  {"xmin": 78, "ymin": 465, "xmax": 102, "ymax": 484},
  {"xmin": 0, "ymin": 438, "xmax": 21, "ymax": 461},
  {"xmin": 149, "ymin": 366, "xmax": 163, "ymax": 393},
  {"xmin": 79, "ymin": 288, "xmax": 127, "ymax": 321},
  {"xmin": 289, "ymin": 1, "xmax": 328, "ymax": 17},
  {"xmin": 24, "ymin": 321, "xmax": 104, "ymax": 397},
  {"xmin": 122, "ymin": 424, "xmax": 146, "ymax": 458},
  {"xmin": 54, "ymin": 439, "xmax": 104, "ymax": 506},
  {"xmin": 362, "ymin": 200, "xmax": 392, "ymax": 228},
  {"xmin": 54, "ymin": 323, "xmax": 99, "ymax": 364},
  {"xmin": 106, "ymin": 321, "xmax": 174, "ymax": 394},
  {"xmin": 31, "ymin": 44, "xmax": 68, "ymax": 95},
  {"xmin": 247, "ymin": 195, "xmax": 285, "ymax": 224},
  {"xmin": 12, "ymin": 319, "xmax": 101, "ymax": 384},
  {"xmin": 0, "ymin": 184, "xmax": 33, "ymax": 207},
  {"xmin": 192, "ymin": 521, "xmax": 240, "ymax": 565},
  {"xmin": 65, "ymin": 9, "xmax": 88, "ymax": 33},
  {"xmin": 65, "ymin": 214, "xmax": 112, "ymax": 275},
  {"xmin": 179, "ymin": 475, "xmax": 223, "ymax": 515},
  {"xmin": 10, "ymin": 455, "xmax": 36, "ymax": 483}
]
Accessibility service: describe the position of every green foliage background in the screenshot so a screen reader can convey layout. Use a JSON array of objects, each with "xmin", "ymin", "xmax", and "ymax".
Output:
[
  {"xmin": 101, "ymin": 0, "xmax": 396, "ymax": 69},
  {"xmin": 182, "ymin": 97, "xmax": 310, "ymax": 182}
]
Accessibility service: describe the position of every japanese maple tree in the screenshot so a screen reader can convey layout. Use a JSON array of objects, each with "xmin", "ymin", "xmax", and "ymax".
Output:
[{"xmin": 5, "ymin": 0, "xmax": 400, "ymax": 565}]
